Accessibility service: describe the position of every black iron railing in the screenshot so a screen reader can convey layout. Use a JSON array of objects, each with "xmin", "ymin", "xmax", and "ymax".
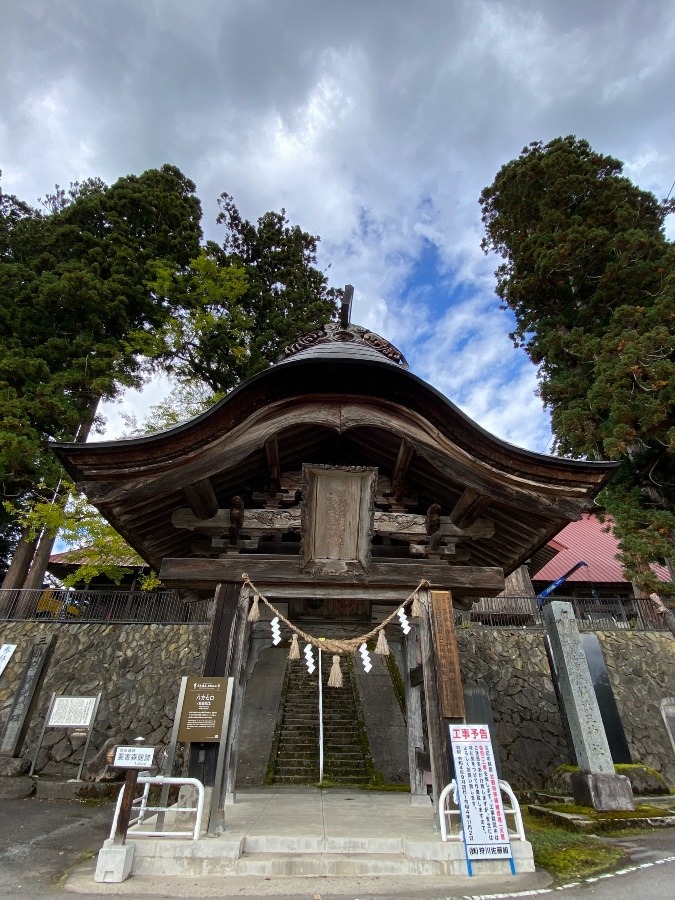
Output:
[
  {"xmin": 466, "ymin": 594, "xmax": 668, "ymax": 631},
  {"xmin": 0, "ymin": 588, "xmax": 211, "ymax": 625}
]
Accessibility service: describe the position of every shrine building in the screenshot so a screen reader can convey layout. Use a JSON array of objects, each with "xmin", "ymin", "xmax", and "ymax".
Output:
[{"xmin": 53, "ymin": 305, "xmax": 619, "ymax": 803}]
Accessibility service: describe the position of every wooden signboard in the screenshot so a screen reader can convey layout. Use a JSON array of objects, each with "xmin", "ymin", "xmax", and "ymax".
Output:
[
  {"xmin": 300, "ymin": 465, "xmax": 376, "ymax": 575},
  {"xmin": 430, "ymin": 590, "xmax": 465, "ymax": 720},
  {"xmin": 177, "ymin": 677, "xmax": 228, "ymax": 742}
]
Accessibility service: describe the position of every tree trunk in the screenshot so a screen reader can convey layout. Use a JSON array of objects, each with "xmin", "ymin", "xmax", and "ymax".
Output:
[
  {"xmin": 10, "ymin": 397, "xmax": 100, "ymax": 590},
  {"xmin": 4, "ymin": 395, "xmax": 100, "ymax": 591},
  {"xmin": 1, "ymin": 530, "xmax": 39, "ymax": 590},
  {"xmin": 22, "ymin": 530, "xmax": 57, "ymax": 591}
]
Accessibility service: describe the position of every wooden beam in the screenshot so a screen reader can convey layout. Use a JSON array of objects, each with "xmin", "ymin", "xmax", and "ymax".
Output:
[
  {"xmin": 264, "ymin": 436, "xmax": 281, "ymax": 497},
  {"xmin": 449, "ymin": 487, "xmax": 493, "ymax": 528},
  {"xmin": 392, "ymin": 438, "xmax": 415, "ymax": 502},
  {"xmin": 159, "ymin": 556, "xmax": 505, "ymax": 596},
  {"xmin": 182, "ymin": 478, "xmax": 219, "ymax": 520}
]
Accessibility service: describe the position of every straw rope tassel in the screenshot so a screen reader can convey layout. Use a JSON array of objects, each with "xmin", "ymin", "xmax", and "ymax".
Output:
[
  {"xmin": 247, "ymin": 591, "xmax": 260, "ymax": 623},
  {"xmin": 375, "ymin": 629, "xmax": 390, "ymax": 656},
  {"xmin": 288, "ymin": 633, "xmax": 300, "ymax": 660},
  {"xmin": 410, "ymin": 591, "xmax": 422, "ymax": 618},
  {"xmin": 327, "ymin": 655, "xmax": 343, "ymax": 688}
]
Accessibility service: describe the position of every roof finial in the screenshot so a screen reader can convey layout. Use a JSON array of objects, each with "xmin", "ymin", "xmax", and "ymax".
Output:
[{"xmin": 340, "ymin": 284, "xmax": 354, "ymax": 327}]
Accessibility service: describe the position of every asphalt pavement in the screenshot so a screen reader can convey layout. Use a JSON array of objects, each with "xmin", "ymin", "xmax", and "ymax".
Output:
[{"xmin": 1, "ymin": 792, "xmax": 675, "ymax": 900}]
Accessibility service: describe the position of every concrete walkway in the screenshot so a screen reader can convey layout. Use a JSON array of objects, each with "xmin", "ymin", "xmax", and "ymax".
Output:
[{"xmin": 65, "ymin": 786, "xmax": 544, "ymax": 896}]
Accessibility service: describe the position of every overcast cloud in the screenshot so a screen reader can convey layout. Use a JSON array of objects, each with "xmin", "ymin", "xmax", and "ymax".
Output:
[{"xmin": 2, "ymin": 0, "xmax": 674, "ymax": 452}]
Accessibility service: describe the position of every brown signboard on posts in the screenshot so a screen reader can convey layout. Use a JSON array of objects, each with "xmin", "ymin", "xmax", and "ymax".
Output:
[{"xmin": 177, "ymin": 677, "xmax": 227, "ymax": 742}]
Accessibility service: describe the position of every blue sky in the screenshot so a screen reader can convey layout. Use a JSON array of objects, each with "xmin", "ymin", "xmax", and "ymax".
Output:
[{"xmin": 2, "ymin": 0, "xmax": 674, "ymax": 454}]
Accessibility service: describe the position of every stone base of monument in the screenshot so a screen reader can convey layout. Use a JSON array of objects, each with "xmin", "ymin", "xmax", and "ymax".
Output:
[
  {"xmin": 571, "ymin": 772, "xmax": 635, "ymax": 811},
  {"xmin": 94, "ymin": 839, "xmax": 135, "ymax": 883}
]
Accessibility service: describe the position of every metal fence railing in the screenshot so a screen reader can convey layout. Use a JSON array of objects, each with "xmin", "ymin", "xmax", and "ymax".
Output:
[
  {"xmin": 0, "ymin": 588, "xmax": 211, "ymax": 625},
  {"xmin": 466, "ymin": 594, "xmax": 668, "ymax": 631}
]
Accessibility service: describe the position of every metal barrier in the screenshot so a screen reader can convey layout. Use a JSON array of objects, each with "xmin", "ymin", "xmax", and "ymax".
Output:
[
  {"xmin": 109, "ymin": 776, "xmax": 205, "ymax": 840},
  {"xmin": 0, "ymin": 588, "xmax": 211, "ymax": 624},
  {"xmin": 439, "ymin": 779, "xmax": 526, "ymax": 843},
  {"xmin": 467, "ymin": 594, "xmax": 667, "ymax": 631}
]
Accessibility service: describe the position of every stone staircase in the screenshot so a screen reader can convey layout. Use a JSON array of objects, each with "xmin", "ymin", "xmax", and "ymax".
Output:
[{"xmin": 271, "ymin": 654, "xmax": 370, "ymax": 785}]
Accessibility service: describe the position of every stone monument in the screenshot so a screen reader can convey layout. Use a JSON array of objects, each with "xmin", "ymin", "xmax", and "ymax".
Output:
[{"xmin": 543, "ymin": 601, "xmax": 634, "ymax": 811}]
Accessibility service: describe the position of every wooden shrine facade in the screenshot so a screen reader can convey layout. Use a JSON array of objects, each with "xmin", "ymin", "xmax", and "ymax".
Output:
[{"xmin": 54, "ymin": 317, "xmax": 617, "ymax": 810}]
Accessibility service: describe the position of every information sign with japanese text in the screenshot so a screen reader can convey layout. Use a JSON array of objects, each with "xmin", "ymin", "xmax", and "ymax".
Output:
[
  {"xmin": 47, "ymin": 696, "xmax": 98, "ymax": 729},
  {"xmin": 177, "ymin": 677, "xmax": 227, "ymax": 742},
  {"xmin": 0, "ymin": 644, "xmax": 17, "ymax": 678},
  {"xmin": 450, "ymin": 724, "xmax": 512, "ymax": 862},
  {"xmin": 113, "ymin": 745, "xmax": 156, "ymax": 769}
]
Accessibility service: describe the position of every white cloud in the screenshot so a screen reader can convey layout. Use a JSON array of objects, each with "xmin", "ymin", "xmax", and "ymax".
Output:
[{"xmin": 4, "ymin": 0, "xmax": 674, "ymax": 452}]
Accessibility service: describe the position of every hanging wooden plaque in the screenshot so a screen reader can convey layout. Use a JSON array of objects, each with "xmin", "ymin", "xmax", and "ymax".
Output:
[{"xmin": 430, "ymin": 590, "xmax": 465, "ymax": 720}]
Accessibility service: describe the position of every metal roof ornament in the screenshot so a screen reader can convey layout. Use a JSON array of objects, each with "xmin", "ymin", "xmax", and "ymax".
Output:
[{"xmin": 278, "ymin": 283, "xmax": 409, "ymax": 369}]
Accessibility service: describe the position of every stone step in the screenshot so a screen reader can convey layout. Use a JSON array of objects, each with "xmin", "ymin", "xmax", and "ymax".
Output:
[
  {"xmin": 128, "ymin": 835, "xmax": 535, "ymax": 879},
  {"xmin": 273, "ymin": 654, "xmax": 369, "ymax": 785},
  {"xmin": 243, "ymin": 834, "xmax": 404, "ymax": 854},
  {"xmin": 234, "ymin": 852, "xmax": 420, "ymax": 876}
]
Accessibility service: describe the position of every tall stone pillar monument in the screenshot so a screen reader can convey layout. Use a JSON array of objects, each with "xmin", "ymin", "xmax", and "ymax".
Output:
[{"xmin": 543, "ymin": 601, "xmax": 634, "ymax": 811}]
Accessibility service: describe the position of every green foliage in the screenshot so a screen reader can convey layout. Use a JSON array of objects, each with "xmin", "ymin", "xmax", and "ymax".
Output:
[
  {"xmin": 6, "ymin": 489, "xmax": 155, "ymax": 588},
  {"xmin": 0, "ymin": 164, "xmax": 202, "ymax": 563},
  {"xmin": 0, "ymin": 166, "xmax": 202, "ymax": 487},
  {"xmin": 122, "ymin": 379, "xmax": 224, "ymax": 436},
  {"xmin": 149, "ymin": 194, "xmax": 340, "ymax": 393},
  {"xmin": 481, "ymin": 136, "xmax": 675, "ymax": 590}
]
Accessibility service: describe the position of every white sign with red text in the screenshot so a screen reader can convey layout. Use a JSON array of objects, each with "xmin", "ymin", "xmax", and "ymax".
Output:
[{"xmin": 449, "ymin": 724, "xmax": 512, "ymax": 862}]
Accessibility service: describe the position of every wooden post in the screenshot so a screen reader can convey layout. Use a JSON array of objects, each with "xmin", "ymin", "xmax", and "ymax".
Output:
[
  {"xmin": 113, "ymin": 769, "xmax": 139, "ymax": 846},
  {"xmin": 189, "ymin": 582, "xmax": 239, "ymax": 787},
  {"xmin": 404, "ymin": 628, "xmax": 427, "ymax": 802},
  {"xmin": 419, "ymin": 589, "xmax": 449, "ymax": 824},
  {"xmin": 223, "ymin": 584, "xmax": 252, "ymax": 805}
]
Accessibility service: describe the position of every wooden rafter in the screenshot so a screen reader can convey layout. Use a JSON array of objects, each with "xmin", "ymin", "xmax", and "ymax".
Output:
[
  {"xmin": 181, "ymin": 478, "xmax": 219, "ymax": 520},
  {"xmin": 264, "ymin": 436, "xmax": 281, "ymax": 498},
  {"xmin": 392, "ymin": 438, "xmax": 415, "ymax": 502},
  {"xmin": 449, "ymin": 487, "xmax": 493, "ymax": 528}
]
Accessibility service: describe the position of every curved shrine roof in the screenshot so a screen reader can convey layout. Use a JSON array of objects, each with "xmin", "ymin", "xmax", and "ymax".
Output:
[{"xmin": 54, "ymin": 322, "xmax": 618, "ymax": 587}]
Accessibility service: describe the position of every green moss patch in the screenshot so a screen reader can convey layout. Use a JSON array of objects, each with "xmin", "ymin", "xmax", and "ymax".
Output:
[{"xmin": 522, "ymin": 812, "xmax": 623, "ymax": 881}]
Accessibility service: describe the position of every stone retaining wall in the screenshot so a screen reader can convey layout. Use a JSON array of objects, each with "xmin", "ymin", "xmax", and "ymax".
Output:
[
  {"xmin": 456, "ymin": 629, "xmax": 569, "ymax": 787},
  {"xmin": 0, "ymin": 621, "xmax": 210, "ymax": 777},
  {"xmin": 456, "ymin": 627, "xmax": 675, "ymax": 788},
  {"xmin": 1, "ymin": 621, "xmax": 674, "ymax": 786},
  {"xmin": 597, "ymin": 630, "xmax": 675, "ymax": 784}
]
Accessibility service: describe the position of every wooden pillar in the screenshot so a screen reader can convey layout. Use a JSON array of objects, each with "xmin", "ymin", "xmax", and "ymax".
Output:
[
  {"xmin": 223, "ymin": 583, "xmax": 252, "ymax": 805},
  {"xmin": 420, "ymin": 589, "xmax": 466, "ymax": 823},
  {"xmin": 188, "ymin": 581, "xmax": 239, "ymax": 787},
  {"xmin": 404, "ymin": 628, "xmax": 427, "ymax": 802}
]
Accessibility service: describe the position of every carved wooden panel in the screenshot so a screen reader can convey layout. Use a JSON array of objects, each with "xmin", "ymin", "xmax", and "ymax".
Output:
[
  {"xmin": 300, "ymin": 465, "xmax": 377, "ymax": 575},
  {"xmin": 430, "ymin": 590, "xmax": 465, "ymax": 720}
]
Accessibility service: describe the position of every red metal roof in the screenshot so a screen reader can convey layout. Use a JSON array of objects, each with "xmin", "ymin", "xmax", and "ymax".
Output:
[{"xmin": 533, "ymin": 514, "xmax": 670, "ymax": 584}]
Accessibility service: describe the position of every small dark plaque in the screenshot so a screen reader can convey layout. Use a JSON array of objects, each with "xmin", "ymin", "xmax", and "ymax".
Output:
[{"xmin": 177, "ymin": 677, "xmax": 227, "ymax": 743}]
